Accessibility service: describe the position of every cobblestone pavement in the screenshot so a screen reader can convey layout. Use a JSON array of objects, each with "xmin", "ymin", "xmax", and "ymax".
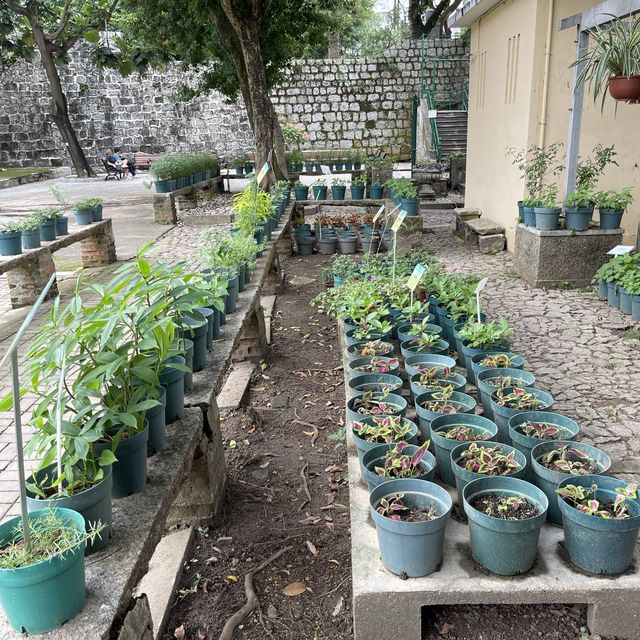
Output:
[{"xmin": 424, "ymin": 211, "xmax": 640, "ymax": 481}]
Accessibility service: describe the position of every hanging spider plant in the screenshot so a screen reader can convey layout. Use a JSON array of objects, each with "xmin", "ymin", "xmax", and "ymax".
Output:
[{"xmin": 574, "ymin": 14, "xmax": 640, "ymax": 108}]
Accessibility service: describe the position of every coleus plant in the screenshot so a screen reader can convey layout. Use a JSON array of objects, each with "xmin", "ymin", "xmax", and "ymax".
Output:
[
  {"xmin": 478, "ymin": 353, "xmax": 517, "ymax": 368},
  {"xmin": 458, "ymin": 442, "xmax": 519, "ymax": 475},
  {"xmin": 405, "ymin": 333, "xmax": 441, "ymax": 352},
  {"xmin": 484, "ymin": 375, "xmax": 529, "ymax": 388},
  {"xmin": 375, "ymin": 492, "xmax": 437, "ymax": 522},
  {"xmin": 516, "ymin": 421, "xmax": 564, "ymax": 440},
  {"xmin": 352, "ymin": 416, "xmax": 412, "ymax": 443},
  {"xmin": 420, "ymin": 385, "xmax": 460, "ymax": 413},
  {"xmin": 354, "ymin": 356, "xmax": 399, "ymax": 373},
  {"xmin": 556, "ymin": 482, "xmax": 638, "ymax": 519},
  {"xmin": 439, "ymin": 425, "xmax": 489, "ymax": 441},
  {"xmin": 538, "ymin": 445, "xmax": 599, "ymax": 475},
  {"xmin": 374, "ymin": 441, "xmax": 430, "ymax": 478},
  {"xmin": 415, "ymin": 366, "xmax": 457, "ymax": 390},
  {"xmin": 493, "ymin": 387, "xmax": 549, "ymax": 410},
  {"xmin": 357, "ymin": 340, "xmax": 393, "ymax": 357},
  {"xmin": 473, "ymin": 495, "xmax": 535, "ymax": 520},
  {"xmin": 352, "ymin": 317, "xmax": 393, "ymax": 340},
  {"xmin": 352, "ymin": 391, "xmax": 401, "ymax": 416}
]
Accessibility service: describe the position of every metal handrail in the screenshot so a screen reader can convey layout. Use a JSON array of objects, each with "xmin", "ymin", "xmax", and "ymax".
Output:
[{"xmin": 1, "ymin": 273, "xmax": 57, "ymax": 546}]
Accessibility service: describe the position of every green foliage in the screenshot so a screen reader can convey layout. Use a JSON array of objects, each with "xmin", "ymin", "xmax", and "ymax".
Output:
[
  {"xmin": 563, "ymin": 185, "xmax": 593, "ymax": 209},
  {"xmin": 231, "ymin": 178, "xmax": 274, "ymax": 236},
  {"xmin": 594, "ymin": 253, "xmax": 640, "ymax": 286},
  {"xmin": 33, "ymin": 206, "xmax": 63, "ymax": 221},
  {"xmin": 576, "ymin": 145, "xmax": 617, "ymax": 191},
  {"xmin": 75, "ymin": 197, "xmax": 103, "ymax": 210},
  {"xmin": 331, "ymin": 255, "xmax": 358, "ymax": 278},
  {"xmin": 0, "ymin": 221, "xmax": 26, "ymax": 233},
  {"xmin": 200, "ymin": 230, "xmax": 261, "ymax": 271},
  {"xmin": 150, "ymin": 153, "xmax": 219, "ymax": 181},
  {"xmin": 508, "ymin": 143, "xmax": 564, "ymax": 202},
  {"xmin": 596, "ymin": 187, "xmax": 633, "ymax": 211}
]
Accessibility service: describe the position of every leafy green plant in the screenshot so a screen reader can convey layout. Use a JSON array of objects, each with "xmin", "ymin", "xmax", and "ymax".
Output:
[
  {"xmin": 34, "ymin": 206, "xmax": 63, "ymax": 221},
  {"xmin": 563, "ymin": 185, "xmax": 594, "ymax": 209},
  {"xmin": 457, "ymin": 442, "xmax": 519, "ymax": 475},
  {"xmin": 439, "ymin": 425, "xmax": 489, "ymax": 441},
  {"xmin": 352, "ymin": 416, "xmax": 412, "ymax": 444},
  {"xmin": 351, "ymin": 175, "xmax": 367, "ymax": 186},
  {"xmin": 75, "ymin": 197, "xmax": 102, "ymax": 210},
  {"xmin": 493, "ymin": 387, "xmax": 548, "ymax": 410},
  {"xmin": 515, "ymin": 421, "xmax": 564, "ymax": 439},
  {"xmin": 538, "ymin": 445, "xmax": 600, "ymax": 475},
  {"xmin": 472, "ymin": 494, "xmax": 536, "ymax": 520},
  {"xmin": 414, "ymin": 366, "xmax": 457, "ymax": 390},
  {"xmin": 331, "ymin": 255, "xmax": 358, "ymax": 278},
  {"xmin": 375, "ymin": 492, "xmax": 437, "ymax": 522},
  {"xmin": 508, "ymin": 143, "xmax": 564, "ymax": 203},
  {"xmin": 373, "ymin": 441, "xmax": 430, "ymax": 478},
  {"xmin": 596, "ymin": 187, "xmax": 633, "ymax": 210},
  {"xmin": 556, "ymin": 482, "xmax": 638, "ymax": 519},
  {"xmin": 594, "ymin": 253, "xmax": 640, "ymax": 285},
  {"xmin": 458, "ymin": 318, "xmax": 513, "ymax": 349},
  {"xmin": 478, "ymin": 353, "xmax": 516, "ymax": 368},
  {"xmin": 406, "ymin": 317, "xmax": 438, "ymax": 337},
  {"xmin": 332, "ymin": 177, "xmax": 346, "ymax": 186},
  {"xmin": 353, "ymin": 356, "xmax": 398, "ymax": 373},
  {"xmin": 0, "ymin": 221, "xmax": 26, "ymax": 233},
  {"xmin": 354, "ymin": 340, "xmax": 393, "ymax": 358},
  {"xmin": 351, "ymin": 391, "xmax": 401, "ymax": 416},
  {"xmin": 419, "ymin": 385, "xmax": 460, "ymax": 413},
  {"xmin": 576, "ymin": 145, "xmax": 617, "ymax": 191}
]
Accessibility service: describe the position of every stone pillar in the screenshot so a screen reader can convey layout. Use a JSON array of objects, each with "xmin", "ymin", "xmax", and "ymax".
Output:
[
  {"xmin": 80, "ymin": 219, "xmax": 117, "ymax": 268},
  {"xmin": 153, "ymin": 194, "xmax": 176, "ymax": 224},
  {"xmin": 174, "ymin": 188, "xmax": 198, "ymax": 213},
  {"xmin": 5, "ymin": 248, "xmax": 58, "ymax": 308}
]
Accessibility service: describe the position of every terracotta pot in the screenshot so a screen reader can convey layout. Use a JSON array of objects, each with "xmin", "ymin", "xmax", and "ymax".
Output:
[{"xmin": 608, "ymin": 75, "xmax": 640, "ymax": 102}]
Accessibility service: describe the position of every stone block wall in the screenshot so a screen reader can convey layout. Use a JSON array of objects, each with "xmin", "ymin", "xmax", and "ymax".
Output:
[{"xmin": 0, "ymin": 39, "xmax": 468, "ymax": 168}]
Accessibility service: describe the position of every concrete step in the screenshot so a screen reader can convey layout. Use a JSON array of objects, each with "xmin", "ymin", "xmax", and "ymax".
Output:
[
  {"xmin": 217, "ymin": 361, "xmax": 256, "ymax": 411},
  {"xmin": 261, "ymin": 294, "xmax": 277, "ymax": 344}
]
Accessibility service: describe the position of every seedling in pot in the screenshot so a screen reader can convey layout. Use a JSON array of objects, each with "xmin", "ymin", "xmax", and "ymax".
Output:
[
  {"xmin": 420, "ymin": 385, "xmax": 460, "ymax": 413},
  {"xmin": 374, "ymin": 441, "xmax": 431, "ymax": 478},
  {"xmin": 352, "ymin": 390, "xmax": 401, "ymax": 416},
  {"xmin": 353, "ymin": 416, "xmax": 412, "ymax": 444},
  {"xmin": 484, "ymin": 375, "xmax": 529, "ymax": 388},
  {"xmin": 457, "ymin": 442, "xmax": 519, "ymax": 475},
  {"xmin": 440, "ymin": 425, "xmax": 489, "ymax": 442},
  {"xmin": 353, "ymin": 318, "xmax": 392, "ymax": 340},
  {"xmin": 538, "ymin": 445, "xmax": 600, "ymax": 475},
  {"xmin": 415, "ymin": 366, "xmax": 458, "ymax": 390},
  {"xmin": 375, "ymin": 492, "xmax": 437, "ymax": 522},
  {"xmin": 556, "ymin": 483, "xmax": 638, "ymax": 519},
  {"xmin": 406, "ymin": 333, "xmax": 441, "ymax": 352},
  {"xmin": 407, "ymin": 318, "xmax": 439, "ymax": 337},
  {"xmin": 494, "ymin": 387, "xmax": 549, "ymax": 410},
  {"xmin": 478, "ymin": 353, "xmax": 517, "ymax": 368},
  {"xmin": 357, "ymin": 340, "xmax": 393, "ymax": 357},
  {"xmin": 471, "ymin": 494, "xmax": 539, "ymax": 520},
  {"xmin": 458, "ymin": 318, "xmax": 513, "ymax": 349},
  {"xmin": 515, "ymin": 421, "xmax": 565, "ymax": 440},
  {"xmin": 354, "ymin": 356, "xmax": 399, "ymax": 373}
]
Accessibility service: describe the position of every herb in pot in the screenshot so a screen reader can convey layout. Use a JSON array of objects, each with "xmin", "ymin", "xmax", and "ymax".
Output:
[
  {"xmin": 457, "ymin": 442, "xmax": 519, "ymax": 475},
  {"xmin": 406, "ymin": 333, "xmax": 440, "ymax": 352},
  {"xmin": 375, "ymin": 492, "xmax": 437, "ymax": 522},
  {"xmin": 458, "ymin": 318, "xmax": 513, "ymax": 349}
]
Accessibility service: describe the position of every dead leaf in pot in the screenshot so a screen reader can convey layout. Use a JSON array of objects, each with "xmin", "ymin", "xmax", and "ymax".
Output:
[
  {"xmin": 282, "ymin": 581, "xmax": 307, "ymax": 596},
  {"xmin": 174, "ymin": 625, "xmax": 185, "ymax": 640}
]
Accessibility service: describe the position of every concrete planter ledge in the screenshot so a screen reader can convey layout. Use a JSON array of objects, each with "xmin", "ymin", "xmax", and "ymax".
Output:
[
  {"xmin": 0, "ymin": 206, "xmax": 292, "ymax": 640},
  {"xmin": 339, "ymin": 329, "xmax": 640, "ymax": 640},
  {"xmin": 513, "ymin": 223, "xmax": 623, "ymax": 288},
  {"xmin": 154, "ymin": 176, "xmax": 224, "ymax": 224}
]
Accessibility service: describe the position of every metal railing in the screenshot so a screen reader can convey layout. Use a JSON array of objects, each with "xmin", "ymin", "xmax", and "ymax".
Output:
[{"xmin": 0, "ymin": 274, "xmax": 57, "ymax": 546}]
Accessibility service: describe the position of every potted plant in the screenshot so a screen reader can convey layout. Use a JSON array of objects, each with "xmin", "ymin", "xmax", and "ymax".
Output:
[
  {"xmin": 530, "ymin": 441, "xmax": 611, "ymax": 525},
  {"xmin": 563, "ymin": 186, "xmax": 595, "ymax": 231},
  {"xmin": 458, "ymin": 318, "xmax": 513, "ymax": 378},
  {"xmin": 74, "ymin": 198, "xmax": 98, "ymax": 225},
  {"xmin": 0, "ymin": 221, "xmax": 24, "ymax": 256},
  {"xmin": 232, "ymin": 154, "xmax": 246, "ymax": 176},
  {"xmin": 463, "ymin": 476, "xmax": 548, "ymax": 576},
  {"xmin": 574, "ymin": 15, "xmax": 640, "ymax": 105},
  {"xmin": 0, "ymin": 508, "xmax": 102, "ymax": 633},
  {"xmin": 409, "ymin": 366, "xmax": 466, "ymax": 400},
  {"xmin": 490, "ymin": 386, "xmax": 554, "ymax": 443},
  {"xmin": 348, "ymin": 372, "xmax": 403, "ymax": 399},
  {"xmin": 352, "ymin": 415, "xmax": 418, "ymax": 470},
  {"xmin": 361, "ymin": 441, "xmax": 435, "ymax": 491},
  {"xmin": 429, "ymin": 414, "xmax": 498, "ymax": 486},
  {"xmin": 51, "ymin": 184, "xmax": 70, "ymax": 235},
  {"xmin": 21, "ymin": 216, "xmax": 42, "ymax": 250},
  {"xmin": 312, "ymin": 179, "xmax": 327, "ymax": 201},
  {"xmin": 348, "ymin": 356, "xmax": 400, "ymax": 377},
  {"xmin": 369, "ymin": 479, "xmax": 452, "ymax": 577},
  {"xmin": 476, "ymin": 367, "xmax": 535, "ymax": 421},
  {"xmin": 400, "ymin": 334, "xmax": 449, "ymax": 358},
  {"xmin": 150, "ymin": 155, "xmax": 180, "ymax": 191},
  {"xmin": 369, "ymin": 182, "xmax": 384, "ymax": 199},
  {"xmin": 294, "ymin": 179, "xmax": 309, "ymax": 201},
  {"xmin": 346, "ymin": 390, "xmax": 407, "ymax": 423},
  {"xmin": 397, "ymin": 181, "xmax": 419, "ymax": 215},
  {"xmin": 595, "ymin": 187, "xmax": 633, "ymax": 229},
  {"xmin": 556, "ymin": 476, "xmax": 640, "ymax": 574},
  {"xmin": 534, "ymin": 184, "xmax": 561, "ymax": 230},
  {"xmin": 451, "ymin": 441, "xmax": 527, "ymax": 507},
  {"xmin": 470, "ymin": 351, "xmax": 525, "ymax": 386},
  {"xmin": 404, "ymin": 353, "xmax": 456, "ymax": 379},
  {"xmin": 331, "ymin": 255, "xmax": 357, "ymax": 287},
  {"xmin": 507, "ymin": 411, "xmax": 580, "ymax": 481},
  {"xmin": 414, "ymin": 385, "xmax": 477, "ymax": 437},
  {"xmin": 396, "ymin": 318, "xmax": 443, "ymax": 344},
  {"xmin": 621, "ymin": 267, "xmax": 640, "ymax": 321},
  {"xmin": 347, "ymin": 339, "xmax": 394, "ymax": 361},
  {"xmin": 34, "ymin": 207, "xmax": 59, "ymax": 241},
  {"xmin": 350, "ymin": 175, "xmax": 366, "ymax": 200},
  {"xmin": 331, "ymin": 177, "xmax": 346, "ymax": 200}
]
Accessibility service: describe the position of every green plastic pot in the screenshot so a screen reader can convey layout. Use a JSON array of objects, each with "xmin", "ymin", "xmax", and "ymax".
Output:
[
  {"xmin": 409, "ymin": 371, "xmax": 466, "ymax": 402},
  {"xmin": 597, "ymin": 280, "xmax": 608, "ymax": 300},
  {"xmin": 429, "ymin": 414, "xmax": 498, "ymax": 486},
  {"xmin": 400, "ymin": 197, "xmax": 419, "ymax": 215},
  {"xmin": 39, "ymin": 219, "xmax": 57, "ymax": 242},
  {"xmin": 331, "ymin": 185, "xmax": 346, "ymax": 200},
  {"xmin": 396, "ymin": 322, "xmax": 442, "ymax": 344},
  {"xmin": 490, "ymin": 387, "xmax": 554, "ymax": 444},
  {"xmin": 400, "ymin": 338, "xmax": 449, "ymax": 358},
  {"xmin": 557, "ymin": 474, "xmax": 640, "ymax": 574},
  {"xmin": 508, "ymin": 411, "xmax": 579, "ymax": 481},
  {"xmin": 0, "ymin": 231, "xmax": 22, "ymax": 256},
  {"xmin": 451, "ymin": 440, "xmax": 526, "ymax": 508},
  {"xmin": 522, "ymin": 206, "xmax": 536, "ymax": 226},
  {"xmin": 94, "ymin": 421, "xmax": 149, "ymax": 498},
  {"xmin": 404, "ymin": 354, "xmax": 456, "ymax": 379},
  {"xmin": 347, "ymin": 356, "xmax": 400, "ymax": 378},
  {"xmin": 160, "ymin": 355, "xmax": 186, "ymax": 424},
  {"xmin": 56, "ymin": 216, "xmax": 69, "ymax": 236},
  {"xmin": 146, "ymin": 387, "xmax": 167, "ymax": 456},
  {"xmin": 346, "ymin": 392, "xmax": 407, "ymax": 424},
  {"xmin": 346, "ymin": 341, "xmax": 394, "ymax": 362},
  {"xmin": 530, "ymin": 440, "xmax": 611, "ymax": 525},
  {"xmin": 26, "ymin": 466, "xmax": 112, "ymax": 554},
  {"xmin": 312, "ymin": 185, "xmax": 327, "ymax": 200},
  {"xmin": 607, "ymin": 282, "xmax": 620, "ymax": 307},
  {"xmin": 225, "ymin": 275, "xmax": 239, "ymax": 314},
  {"xmin": 599, "ymin": 208, "xmax": 624, "ymax": 229},
  {"xmin": 362, "ymin": 443, "xmax": 436, "ymax": 492},
  {"xmin": 470, "ymin": 352, "xmax": 525, "ymax": 387},
  {"xmin": 181, "ymin": 316, "xmax": 208, "ymax": 372},
  {"xmin": 369, "ymin": 479, "xmax": 451, "ymax": 577},
  {"xmin": 477, "ymin": 368, "xmax": 535, "ymax": 421},
  {"xmin": 632, "ymin": 294, "xmax": 640, "ymax": 321},
  {"xmin": 0, "ymin": 508, "xmax": 87, "ymax": 634},
  {"xmin": 534, "ymin": 207, "xmax": 561, "ymax": 231},
  {"xmin": 619, "ymin": 287, "xmax": 632, "ymax": 315},
  {"xmin": 182, "ymin": 338, "xmax": 194, "ymax": 392},
  {"xmin": 237, "ymin": 263, "xmax": 246, "ymax": 293},
  {"xmin": 460, "ymin": 340, "xmax": 510, "ymax": 381},
  {"xmin": 207, "ymin": 305, "xmax": 221, "ymax": 340},
  {"xmin": 74, "ymin": 208, "xmax": 93, "ymax": 225},
  {"xmin": 414, "ymin": 390, "xmax": 476, "ymax": 440},
  {"xmin": 345, "ymin": 328, "xmax": 389, "ymax": 346},
  {"xmin": 369, "ymin": 184, "xmax": 383, "ymax": 199},
  {"xmin": 294, "ymin": 186, "xmax": 309, "ymax": 200},
  {"xmin": 463, "ymin": 476, "xmax": 548, "ymax": 576},
  {"xmin": 91, "ymin": 205, "xmax": 103, "ymax": 222},
  {"xmin": 21, "ymin": 228, "xmax": 41, "ymax": 250},
  {"xmin": 347, "ymin": 373, "xmax": 403, "ymax": 399},
  {"xmin": 351, "ymin": 185, "xmax": 365, "ymax": 200},
  {"xmin": 564, "ymin": 206, "xmax": 593, "ymax": 231},
  {"xmin": 195, "ymin": 306, "xmax": 215, "ymax": 350},
  {"xmin": 352, "ymin": 417, "xmax": 418, "ymax": 476}
]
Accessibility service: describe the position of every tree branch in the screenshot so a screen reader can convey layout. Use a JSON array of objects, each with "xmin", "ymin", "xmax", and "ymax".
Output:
[
  {"xmin": 48, "ymin": 0, "xmax": 75, "ymax": 41},
  {"xmin": 1, "ymin": 0, "xmax": 28, "ymax": 16}
]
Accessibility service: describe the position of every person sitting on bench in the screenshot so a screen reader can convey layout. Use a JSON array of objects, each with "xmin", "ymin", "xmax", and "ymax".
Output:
[
  {"xmin": 114, "ymin": 147, "xmax": 136, "ymax": 177},
  {"xmin": 105, "ymin": 148, "xmax": 132, "ymax": 179}
]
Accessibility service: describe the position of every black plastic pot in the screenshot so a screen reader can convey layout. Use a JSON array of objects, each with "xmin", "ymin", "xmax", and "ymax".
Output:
[
  {"xmin": 160, "ymin": 355, "xmax": 186, "ymax": 424},
  {"xmin": 195, "ymin": 306, "xmax": 215, "ymax": 350},
  {"xmin": 181, "ymin": 317, "xmax": 208, "ymax": 372},
  {"xmin": 146, "ymin": 387, "xmax": 167, "ymax": 456},
  {"xmin": 183, "ymin": 339, "xmax": 194, "ymax": 391},
  {"xmin": 226, "ymin": 274, "xmax": 239, "ymax": 314}
]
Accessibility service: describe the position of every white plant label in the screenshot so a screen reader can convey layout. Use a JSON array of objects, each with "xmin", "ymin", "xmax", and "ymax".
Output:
[
  {"xmin": 406, "ymin": 264, "xmax": 426, "ymax": 291},
  {"xmin": 475, "ymin": 276, "xmax": 489, "ymax": 323},
  {"xmin": 320, "ymin": 165, "xmax": 332, "ymax": 175},
  {"xmin": 428, "ymin": 109, "xmax": 438, "ymax": 118},
  {"xmin": 607, "ymin": 245, "xmax": 634, "ymax": 256},
  {"xmin": 256, "ymin": 162, "xmax": 269, "ymax": 185},
  {"xmin": 391, "ymin": 210, "xmax": 408, "ymax": 233},
  {"xmin": 372, "ymin": 204, "xmax": 385, "ymax": 224}
]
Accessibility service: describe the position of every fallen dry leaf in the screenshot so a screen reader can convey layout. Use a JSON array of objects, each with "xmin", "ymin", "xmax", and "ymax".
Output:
[
  {"xmin": 306, "ymin": 540, "xmax": 318, "ymax": 556},
  {"xmin": 332, "ymin": 596, "xmax": 344, "ymax": 617},
  {"xmin": 282, "ymin": 581, "xmax": 307, "ymax": 597},
  {"xmin": 439, "ymin": 622, "xmax": 454, "ymax": 635},
  {"xmin": 267, "ymin": 604, "xmax": 278, "ymax": 621},
  {"xmin": 174, "ymin": 625, "xmax": 185, "ymax": 640}
]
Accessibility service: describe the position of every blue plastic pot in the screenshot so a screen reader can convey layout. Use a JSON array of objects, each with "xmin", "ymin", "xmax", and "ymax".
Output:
[
  {"xmin": 530, "ymin": 440, "xmax": 611, "ymax": 525},
  {"xmin": 155, "ymin": 179, "xmax": 172, "ymax": 193},
  {"xmin": 39, "ymin": 219, "xmax": 57, "ymax": 242},
  {"xmin": 331, "ymin": 185, "xmax": 346, "ymax": 200},
  {"xmin": 294, "ymin": 185, "xmax": 309, "ymax": 200},
  {"xmin": 160, "ymin": 355, "xmax": 186, "ymax": 424},
  {"xmin": 369, "ymin": 184, "xmax": 383, "ymax": 199},
  {"xmin": 401, "ymin": 197, "xmax": 419, "ymax": 215},
  {"xmin": 470, "ymin": 352, "xmax": 525, "ymax": 387},
  {"xmin": 74, "ymin": 208, "xmax": 93, "ymax": 225},
  {"xmin": 597, "ymin": 280, "xmax": 608, "ymax": 300},
  {"xmin": 351, "ymin": 185, "xmax": 366, "ymax": 200},
  {"xmin": 400, "ymin": 338, "xmax": 449, "ymax": 358},
  {"xmin": 490, "ymin": 387, "xmax": 554, "ymax": 443},
  {"xmin": 476, "ymin": 368, "xmax": 536, "ymax": 421},
  {"xmin": 348, "ymin": 356, "xmax": 400, "ymax": 378},
  {"xmin": 599, "ymin": 208, "xmax": 624, "ymax": 230},
  {"xmin": 607, "ymin": 282, "xmax": 619, "ymax": 307},
  {"xmin": 0, "ymin": 508, "xmax": 87, "ymax": 634},
  {"xmin": 396, "ymin": 322, "xmax": 442, "ymax": 345},
  {"xmin": 225, "ymin": 274, "xmax": 239, "ymax": 314},
  {"xmin": 522, "ymin": 206, "xmax": 535, "ymax": 226},
  {"xmin": 55, "ymin": 216, "xmax": 69, "ymax": 236},
  {"xmin": 21, "ymin": 228, "xmax": 41, "ymax": 250},
  {"xmin": 346, "ymin": 341, "xmax": 394, "ymax": 362},
  {"xmin": 347, "ymin": 373, "xmax": 403, "ymax": 399},
  {"xmin": 345, "ymin": 328, "xmax": 389, "ymax": 346},
  {"xmin": 362, "ymin": 443, "xmax": 436, "ymax": 491},
  {"xmin": 195, "ymin": 306, "xmax": 215, "ymax": 350},
  {"xmin": 146, "ymin": 387, "xmax": 167, "ymax": 456},
  {"xmin": 451, "ymin": 440, "xmax": 526, "ymax": 508},
  {"xmin": 404, "ymin": 353, "xmax": 457, "ymax": 380},
  {"xmin": 517, "ymin": 200, "xmax": 524, "ymax": 222},
  {"xmin": 369, "ymin": 479, "xmax": 451, "ymax": 577},
  {"xmin": 352, "ymin": 417, "xmax": 419, "ymax": 476},
  {"xmin": 312, "ymin": 185, "xmax": 327, "ymax": 201},
  {"xmin": 508, "ymin": 412, "xmax": 579, "ymax": 481},
  {"xmin": 557, "ymin": 474, "xmax": 640, "ymax": 574},
  {"xmin": 414, "ymin": 390, "xmax": 476, "ymax": 439},
  {"xmin": 346, "ymin": 392, "xmax": 407, "ymax": 424},
  {"xmin": 534, "ymin": 207, "xmax": 560, "ymax": 231},
  {"xmin": 91, "ymin": 205, "xmax": 103, "ymax": 222},
  {"xmin": 460, "ymin": 340, "xmax": 510, "ymax": 380},
  {"xmin": 619, "ymin": 287, "xmax": 632, "ymax": 315},
  {"xmin": 632, "ymin": 295, "xmax": 640, "ymax": 322},
  {"xmin": 564, "ymin": 206, "xmax": 593, "ymax": 231},
  {"xmin": 463, "ymin": 476, "xmax": 548, "ymax": 576},
  {"xmin": 409, "ymin": 371, "xmax": 466, "ymax": 402},
  {"xmin": 430, "ymin": 414, "xmax": 498, "ymax": 486},
  {"xmin": 0, "ymin": 231, "xmax": 22, "ymax": 256}
]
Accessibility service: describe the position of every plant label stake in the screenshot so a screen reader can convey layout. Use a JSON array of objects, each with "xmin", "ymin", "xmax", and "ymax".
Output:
[
  {"xmin": 376, "ymin": 204, "xmax": 400, "ymax": 256},
  {"xmin": 607, "ymin": 245, "xmax": 634, "ymax": 255},
  {"xmin": 406, "ymin": 263, "xmax": 426, "ymax": 309},
  {"xmin": 370, "ymin": 205, "xmax": 385, "ymax": 252},
  {"xmin": 475, "ymin": 276, "xmax": 489, "ymax": 323},
  {"xmin": 391, "ymin": 210, "xmax": 408, "ymax": 285},
  {"xmin": 256, "ymin": 161, "xmax": 270, "ymax": 186},
  {"xmin": 320, "ymin": 165, "xmax": 332, "ymax": 175}
]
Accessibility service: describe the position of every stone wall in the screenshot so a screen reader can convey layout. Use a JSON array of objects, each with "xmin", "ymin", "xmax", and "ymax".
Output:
[{"xmin": 0, "ymin": 39, "xmax": 468, "ymax": 168}]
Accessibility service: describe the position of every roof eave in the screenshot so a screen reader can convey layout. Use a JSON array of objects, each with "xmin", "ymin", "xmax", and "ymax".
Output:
[{"xmin": 448, "ymin": 0, "xmax": 505, "ymax": 28}]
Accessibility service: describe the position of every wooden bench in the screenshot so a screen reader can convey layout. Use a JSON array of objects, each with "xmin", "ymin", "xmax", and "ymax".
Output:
[
  {"xmin": 102, "ymin": 158, "xmax": 123, "ymax": 180},
  {"xmin": 133, "ymin": 153, "xmax": 163, "ymax": 171},
  {"xmin": 0, "ymin": 219, "xmax": 117, "ymax": 308}
]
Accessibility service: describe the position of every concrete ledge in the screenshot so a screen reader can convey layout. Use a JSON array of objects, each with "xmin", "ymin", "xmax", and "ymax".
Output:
[
  {"xmin": 340, "ymin": 330, "xmax": 640, "ymax": 640},
  {"xmin": 0, "ymin": 167, "xmax": 71, "ymax": 190},
  {"xmin": 154, "ymin": 177, "xmax": 224, "ymax": 224},
  {"xmin": 513, "ymin": 223, "xmax": 623, "ymax": 288}
]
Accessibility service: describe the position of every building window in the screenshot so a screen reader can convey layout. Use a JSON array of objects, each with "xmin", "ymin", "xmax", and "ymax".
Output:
[
  {"xmin": 505, "ymin": 34, "xmax": 520, "ymax": 104},
  {"xmin": 476, "ymin": 50, "xmax": 487, "ymax": 110}
]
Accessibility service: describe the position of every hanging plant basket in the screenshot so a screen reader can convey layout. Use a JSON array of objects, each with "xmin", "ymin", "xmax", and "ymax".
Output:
[{"xmin": 608, "ymin": 75, "xmax": 640, "ymax": 102}]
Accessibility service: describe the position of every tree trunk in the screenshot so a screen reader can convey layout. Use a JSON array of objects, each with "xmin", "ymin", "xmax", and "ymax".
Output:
[
  {"xmin": 409, "ymin": 0, "xmax": 429, "ymax": 39},
  {"xmin": 30, "ymin": 18, "xmax": 93, "ymax": 177}
]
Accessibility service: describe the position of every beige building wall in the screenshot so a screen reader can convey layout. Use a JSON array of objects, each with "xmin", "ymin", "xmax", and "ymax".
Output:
[{"xmin": 464, "ymin": 0, "xmax": 640, "ymax": 249}]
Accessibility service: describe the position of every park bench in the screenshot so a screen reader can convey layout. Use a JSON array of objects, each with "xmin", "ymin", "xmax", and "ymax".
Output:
[
  {"xmin": 133, "ymin": 153, "xmax": 163, "ymax": 171},
  {"xmin": 101, "ymin": 158, "xmax": 123, "ymax": 180},
  {"xmin": 0, "ymin": 219, "xmax": 117, "ymax": 308}
]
